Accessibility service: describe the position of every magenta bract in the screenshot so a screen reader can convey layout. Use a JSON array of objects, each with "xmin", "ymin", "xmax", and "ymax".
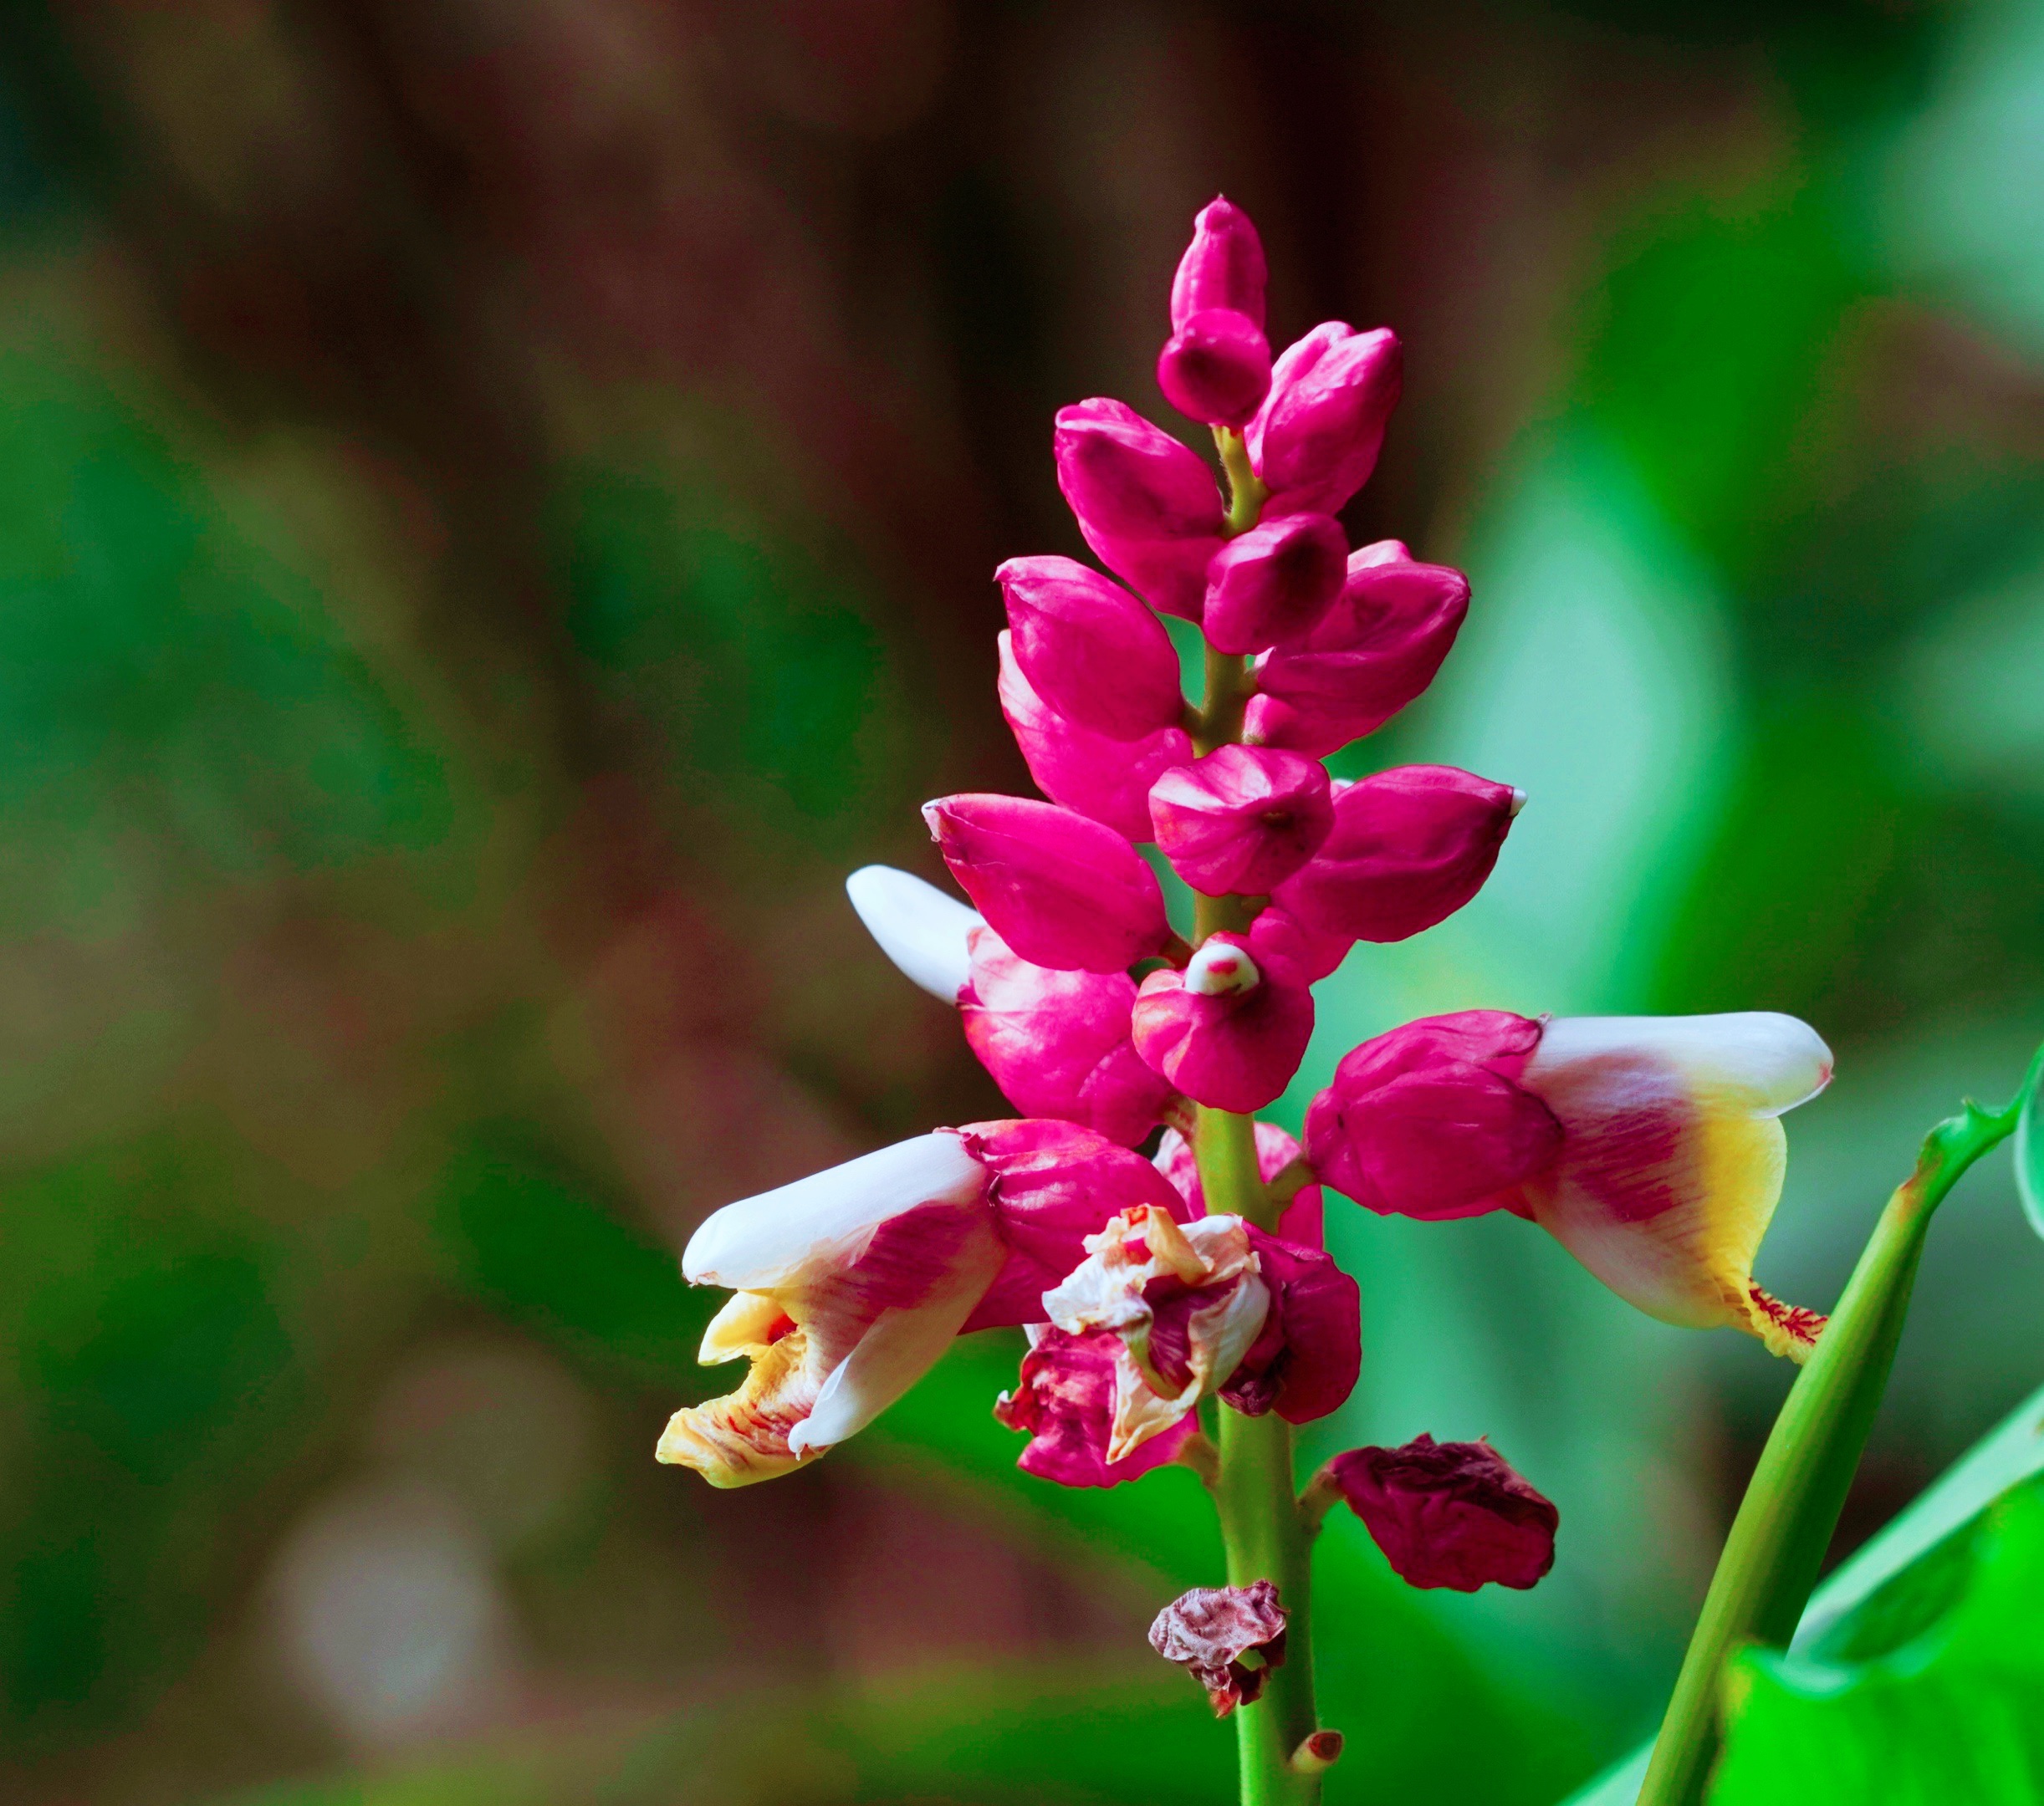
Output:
[
  {"xmin": 1304, "ymin": 1010, "xmax": 1561, "ymax": 1219},
  {"xmin": 1328, "ymin": 1435, "xmax": 1557, "ymax": 1592},
  {"xmin": 1202, "ymin": 513, "xmax": 1348, "ymax": 655},
  {"xmin": 1158, "ymin": 308, "xmax": 1272, "ymax": 429},
  {"xmin": 1271, "ymin": 764, "xmax": 1519, "ymax": 942},
  {"xmin": 1053, "ymin": 398, "xmax": 1226, "ymax": 620},
  {"xmin": 960, "ymin": 926, "xmax": 1177, "ymax": 1147},
  {"xmin": 1254, "ymin": 547, "xmax": 1469, "ymax": 751},
  {"xmin": 1131, "ymin": 921, "xmax": 1316, "ymax": 1113},
  {"xmin": 925, "ymin": 792, "xmax": 1171, "ymax": 974},
  {"xmin": 1247, "ymin": 323, "xmax": 1403, "ymax": 517},
  {"xmin": 1170, "ymin": 196, "xmax": 1268, "ymax": 331},
  {"xmin": 997, "ymin": 555, "xmax": 1184, "ymax": 742},
  {"xmin": 997, "ymin": 632, "xmax": 1193, "ymax": 843},
  {"xmin": 1148, "ymin": 744, "xmax": 1334, "ymax": 896},
  {"xmin": 958, "ymin": 1118, "xmax": 1191, "ymax": 1332},
  {"xmin": 1155, "ymin": 1120, "xmax": 1324, "ymax": 1247},
  {"xmin": 994, "ymin": 1326, "xmax": 1195, "ymax": 1487},
  {"xmin": 1222, "ymin": 1227, "xmax": 1361, "ymax": 1425}
]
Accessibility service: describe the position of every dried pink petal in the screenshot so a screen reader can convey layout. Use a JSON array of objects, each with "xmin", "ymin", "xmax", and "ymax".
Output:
[{"xmin": 1147, "ymin": 1579, "xmax": 1289, "ymax": 1716}]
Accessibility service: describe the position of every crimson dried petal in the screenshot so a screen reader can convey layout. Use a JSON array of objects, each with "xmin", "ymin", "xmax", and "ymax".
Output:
[
  {"xmin": 1147, "ymin": 1579, "xmax": 1289, "ymax": 1717},
  {"xmin": 1328, "ymin": 1434, "xmax": 1557, "ymax": 1592}
]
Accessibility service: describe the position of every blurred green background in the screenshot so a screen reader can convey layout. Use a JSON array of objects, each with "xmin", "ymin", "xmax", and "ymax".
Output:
[{"xmin": 0, "ymin": 0, "xmax": 2039, "ymax": 1801}]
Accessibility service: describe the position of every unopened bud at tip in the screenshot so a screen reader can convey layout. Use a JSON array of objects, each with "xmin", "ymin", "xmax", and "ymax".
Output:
[
  {"xmin": 1290, "ymin": 1731, "xmax": 1344, "ymax": 1773},
  {"xmin": 1183, "ymin": 938, "xmax": 1260, "ymax": 997},
  {"xmin": 1508, "ymin": 787, "xmax": 1528, "ymax": 819}
]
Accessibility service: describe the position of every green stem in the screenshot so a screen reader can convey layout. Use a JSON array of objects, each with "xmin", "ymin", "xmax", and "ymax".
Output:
[{"xmin": 1638, "ymin": 1064, "xmax": 2038, "ymax": 1805}]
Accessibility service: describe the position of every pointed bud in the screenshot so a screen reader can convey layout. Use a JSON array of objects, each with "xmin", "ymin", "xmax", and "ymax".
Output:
[
  {"xmin": 1053, "ymin": 399, "xmax": 1226, "ymax": 620},
  {"xmin": 1149, "ymin": 1580, "xmax": 1288, "ymax": 1717},
  {"xmin": 1203, "ymin": 513, "xmax": 1348, "ymax": 655},
  {"xmin": 1158, "ymin": 308, "xmax": 1272, "ymax": 429},
  {"xmin": 997, "ymin": 631, "xmax": 1192, "ymax": 843},
  {"xmin": 1303, "ymin": 1010, "xmax": 1561, "ymax": 1219},
  {"xmin": 996, "ymin": 555, "xmax": 1184, "ymax": 742},
  {"xmin": 1271, "ymin": 764, "xmax": 1519, "ymax": 942},
  {"xmin": 925, "ymin": 793, "xmax": 1170, "ymax": 975},
  {"xmin": 960, "ymin": 926, "xmax": 1176, "ymax": 1146},
  {"xmin": 1247, "ymin": 324, "xmax": 1402, "ymax": 517},
  {"xmin": 1252, "ymin": 548, "xmax": 1470, "ymax": 752},
  {"xmin": 1149, "ymin": 744, "xmax": 1334, "ymax": 895},
  {"xmin": 1170, "ymin": 196, "xmax": 1269, "ymax": 332},
  {"xmin": 845, "ymin": 865, "xmax": 981, "ymax": 1001},
  {"xmin": 1326, "ymin": 1436, "xmax": 1557, "ymax": 1592}
]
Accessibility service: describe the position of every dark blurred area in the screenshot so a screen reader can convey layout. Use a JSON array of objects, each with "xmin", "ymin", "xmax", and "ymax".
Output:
[{"xmin": 0, "ymin": 0, "xmax": 2040, "ymax": 1801}]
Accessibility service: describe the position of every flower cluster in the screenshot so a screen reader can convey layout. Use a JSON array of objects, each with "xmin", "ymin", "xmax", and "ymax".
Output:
[{"xmin": 658, "ymin": 197, "xmax": 1836, "ymax": 1688}]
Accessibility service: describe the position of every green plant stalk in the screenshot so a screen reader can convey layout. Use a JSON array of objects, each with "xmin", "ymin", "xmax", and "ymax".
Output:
[{"xmin": 1637, "ymin": 1065, "xmax": 2040, "ymax": 1806}]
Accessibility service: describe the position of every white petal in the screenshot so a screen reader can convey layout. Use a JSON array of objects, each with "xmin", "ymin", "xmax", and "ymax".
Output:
[
  {"xmin": 683, "ymin": 1132, "xmax": 985, "ymax": 1289},
  {"xmin": 846, "ymin": 865, "xmax": 983, "ymax": 1002},
  {"xmin": 788, "ymin": 1215, "xmax": 1006, "ymax": 1452},
  {"xmin": 1531, "ymin": 1012, "xmax": 1832, "ymax": 1118}
]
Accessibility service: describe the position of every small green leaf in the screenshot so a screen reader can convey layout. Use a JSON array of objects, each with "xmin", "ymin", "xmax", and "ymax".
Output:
[
  {"xmin": 2015, "ymin": 1048, "xmax": 2044, "ymax": 1242},
  {"xmin": 1709, "ymin": 1475, "xmax": 2044, "ymax": 1803}
]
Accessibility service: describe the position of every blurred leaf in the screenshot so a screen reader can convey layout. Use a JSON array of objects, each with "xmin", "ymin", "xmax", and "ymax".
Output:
[
  {"xmin": 1709, "ymin": 1476, "xmax": 2044, "ymax": 1803},
  {"xmin": 2016, "ymin": 1054, "xmax": 2044, "ymax": 1244}
]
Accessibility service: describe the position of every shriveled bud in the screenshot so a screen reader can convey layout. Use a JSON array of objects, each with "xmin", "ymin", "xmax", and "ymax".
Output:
[
  {"xmin": 1054, "ymin": 399, "xmax": 1226, "ymax": 620},
  {"xmin": 1271, "ymin": 765, "xmax": 1519, "ymax": 942},
  {"xmin": 1304, "ymin": 1011, "xmax": 1561, "ymax": 1220},
  {"xmin": 1247, "ymin": 323, "xmax": 1402, "ymax": 517},
  {"xmin": 1170, "ymin": 196, "xmax": 1268, "ymax": 331},
  {"xmin": 1149, "ymin": 745, "xmax": 1334, "ymax": 896},
  {"xmin": 1158, "ymin": 308, "xmax": 1272, "ymax": 429},
  {"xmin": 997, "ymin": 555, "xmax": 1183, "ymax": 742},
  {"xmin": 925, "ymin": 793, "xmax": 1170, "ymax": 974},
  {"xmin": 1148, "ymin": 1579, "xmax": 1288, "ymax": 1717},
  {"xmin": 1326, "ymin": 1435, "xmax": 1557, "ymax": 1592},
  {"xmin": 998, "ymin": 631, "xmax": 1192, "ymax": 843},
  {"xmin": 1203, "ymin": 513, "xmax": 1348, "ymax": 655},
  {"xmin": 1252, "ymin": 547, "xmax": 1470, "ymax": 753}
]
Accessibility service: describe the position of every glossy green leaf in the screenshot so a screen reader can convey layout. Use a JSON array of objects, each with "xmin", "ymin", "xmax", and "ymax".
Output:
[
  {"xmin": 2015, "ymin": 1048, "xmax": 2044, "ymax": 1242},
  {"xmin": 1709, "ymin": 1475, "xmax": 2044, "ymax": 1803}
]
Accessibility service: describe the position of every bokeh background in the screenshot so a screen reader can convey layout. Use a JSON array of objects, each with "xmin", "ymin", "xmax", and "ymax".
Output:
[{"xmin": 1, "ymin": 0, "xmax": 2041, "ymax": 1801}]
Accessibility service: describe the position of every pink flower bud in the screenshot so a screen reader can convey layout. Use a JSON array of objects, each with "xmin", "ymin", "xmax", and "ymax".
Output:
[
  {"xmin": 960, "ymin": 926, "xmax": 1177, "ymax": 1147},
  {"xmin": 1202, "ymin": 513, "xmax": 1348, "ymax": 655},
  {"xmin": 1148, "ymin": 744, "xmax": 1334, "ymax": 895},
  {"xmin": 994, "ymin": 1325, "xmax": 1196, "ymax": 1488},
  {"xmin": 997, "ymin": 632, "xmax": 1193, "ymax": 842},
  {"xmin": 1149, "ymin": 1580, "xmax": 1287, "ymax": 1717},
  {"xmin": 925, "ymin": 793, "xmax": 1171, "ymax": 974},
  {"xmin": 1247, "ymin": 323, "xmax": 1402, "ymax": 517},
  {"xmin": 1222, "ymin": 1226, "xmax": 1360, "ymax": 1425},
  {"xmin": 1252, "ymin": 547, "xmax": 1469, "ymax": 752},
  {"xmin": 1155, "ymin": 1121, "xmax": 1323, "ymax": 1247},
  {"xmin": 996, "ymin": 555, "xmax": 1183, "ymax": 742},
  {"xmin": 1303, "ymin": 1011, "xmax": 1561, "ymax": 1219},
  {"xmin": 1131, "ymin": 913, "xmax": 1315, "ymax": 1113},
  {"xmin": 1157, "ymin": 308, "xmax": 1272, "ymax": 429},
  {"xmin": 1271, "ymin": 764, "xmax": 1520, "ymax": 942},
  {"xmin": 1054, "ymin": 398, "xmax": 1227, "ymax": 620},
  {"xmin": 958, "ymin": 1118, "xmax": 1193, "ymax": 1330},
  {"xmin": 1169, "ymin": 196, "xmax": 1268, "ymax": 331},
  {"xmin": 1326, "ymin": 1436, "xmax": 1557, "ymax": 1592}
]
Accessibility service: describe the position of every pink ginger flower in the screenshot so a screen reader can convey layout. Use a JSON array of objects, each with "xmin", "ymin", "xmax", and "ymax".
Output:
[
  {"xmin": 996, "ymin": 555, "xmax": 1185, "ymax": 742},
  {"xmin": 1248, "ymin": 541, "xmax": 1470, "ymax": 756},
  {"xmin": 1159, "ymin": 309, "xmax": 1273, "ymax": 431},
  {"xmin": 1132, "ymin": 909, "xmax": 1317, "ymax": 1113},
  {"xmin": 1054, "ymin": 398, "xmax": 1226, "ymax": 621},
  {"xmin": 1202, "ymin": 512, "xmax": 1349, "ymax": 655},
  {"xmin": 1306, "ymin": 1010, "xmax": 1836, "ymax": 1361},
  {"xmin": 1246, "ymin": 321, "xmax": 1403, "ymax": 517},
  {"xmin": 1169, "ymin": 196, "xmax": 1267, "ymax": 329},
  {"xmin": 1148, "ymin": 744, "xmax": 1334, "ymax": 896},
  {"xmin": 1271, "ymin": 764, "xmax": 1522, "ymax": 942},
  {"xmin": 659, "ymin": 1120, "xmax": 1188, "ymax": 1486},
  {"xmin": 996, "ymin": 631, "xmax": 1193, "ymax": 843},
  {"xmin": 925, "ymin": 792, "xmax": 1172, "ymax": 974},
  {"xmin": 1326, "ymin": 1436, "xmax": 1557, "ymax": 1592}
]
